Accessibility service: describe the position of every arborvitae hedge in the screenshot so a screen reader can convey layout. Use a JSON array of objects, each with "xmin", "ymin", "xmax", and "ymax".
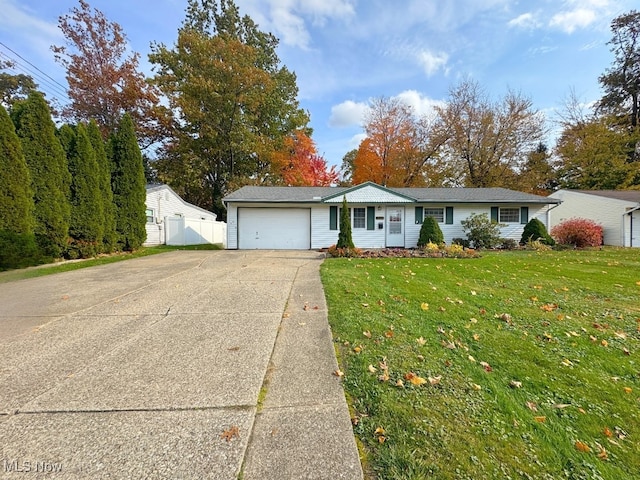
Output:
[
  {"xmin": 12, "ymin": 92, "xmax": 70, "ymax": 258},
  {"xmin": 109, "ymin": 114, "xmax": 147, "ymax": 251},
  {"xmin": 88, "ymin": 120, "xmax": 116, "ymax": 253},
  {"xmin": 64, "ymin": 123, "xmax": 104, "ymax": 258},
  {"xmin": 417, "ymin": 216, "xmax": 444, "ymax": 247},
  {"xmin": 0, "ymin": 103, "xmax": 33, "ymax": 234}
]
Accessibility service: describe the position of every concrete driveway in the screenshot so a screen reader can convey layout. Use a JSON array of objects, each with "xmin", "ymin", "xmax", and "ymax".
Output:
[{"xmin": 0, "ymin": 250, "xmax": 362, "ymax": 479}]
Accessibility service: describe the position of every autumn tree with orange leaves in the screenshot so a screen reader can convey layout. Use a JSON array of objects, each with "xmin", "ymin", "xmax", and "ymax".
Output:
[
  {"xmin": 52, "ymin": 0, "xmax": 163, "ymax": 147},
  {"xmin": 352, "ymin": 97, "xmax": 448, "ymax": 187},
  {"xmin": 272, "ymin": 130, "xmax": 339, "ymax": 186}
]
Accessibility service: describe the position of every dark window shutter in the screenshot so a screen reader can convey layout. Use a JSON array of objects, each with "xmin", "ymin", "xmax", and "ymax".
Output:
[
  {"xmin": 520, "ymin": 207, "xmax": 529, "ymax": 224},
  {"xmin": 329, "ymin": 206, "xmax": 337, "ymax": 230},
  {"xmin": 415, "ymin": 206, "xmax": 423, "ymax": 224},
  {"xmin": 445, "ymin": 206, "xmax": 454, "ymax": 225},
  {"xmin": 367, "ymin": 206, "xmax": 375, "ymax": 230},
  {"xmin": 490, "ymin": 207, "xmax": 499, "ymax": 222}
]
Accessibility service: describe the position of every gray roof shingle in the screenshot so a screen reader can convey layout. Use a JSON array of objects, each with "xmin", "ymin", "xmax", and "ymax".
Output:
[
  {"xmin": 573, "ymin": 190, "xmax": 640, "ymax": 203},
  {"xmin": 223, "ymin": 184, "xmax": 558, "ymax": 204}
]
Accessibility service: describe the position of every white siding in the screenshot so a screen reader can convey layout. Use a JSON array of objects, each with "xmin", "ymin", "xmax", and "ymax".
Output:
[
  {"xmin": 548, "ymin": 190, "xmax": 638, "ymax": 247},
  {"xmin": 145, "ymin": 185, "xmax": 221, "ymax": 246},
  {"xmin": 632, "ymin": 211, "xmax": 639, "ymax": 247}
]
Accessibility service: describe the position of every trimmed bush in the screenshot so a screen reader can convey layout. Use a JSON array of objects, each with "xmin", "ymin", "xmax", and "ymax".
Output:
[
  {"xmin": 0, "ymin": 230, "xmax": 43, "ymax": 270},
  {"xmin": 452, "ymin": 237, "xmax": 470, "ymax": 248},
  {"xmin": 461, "ymin": 213, "xmax": 504, "ymax": 249},
  {"xmin": 521, "ymin": 218, "xmax": 554, "ymax": 245},
  {"xmin": 417, "ymin": 216, "xmax": 444, "ymax": 247},
  {"xmin": 550, "ymin": 218, "xmax": 603, "ymax": 248}
]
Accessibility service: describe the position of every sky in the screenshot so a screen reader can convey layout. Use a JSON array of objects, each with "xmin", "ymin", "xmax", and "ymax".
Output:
[{"xmin": 0, "ymin": 0, "xmax": 635, "ymax": 171}]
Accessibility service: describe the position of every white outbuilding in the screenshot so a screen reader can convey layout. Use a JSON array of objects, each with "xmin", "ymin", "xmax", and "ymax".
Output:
[{"xmin": 548, "ymin": 189, "xmax": 640, "ymax": 247}]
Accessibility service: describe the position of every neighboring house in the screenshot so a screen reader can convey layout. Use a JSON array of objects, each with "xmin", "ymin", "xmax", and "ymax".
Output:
[
  {"xmin": 145, "ymin": 184, "xmax": 226, "ymax": 247},
  {"xmin": 548, "ymin": 190, "xmax": 640, "ymax": 247},
  {"xmin": 222, "ymin": 181, "xmax": 560, "ymax": 250}
]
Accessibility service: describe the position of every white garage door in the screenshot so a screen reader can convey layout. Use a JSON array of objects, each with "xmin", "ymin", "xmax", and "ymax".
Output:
[
  {"xmin": 632, "ymin": 210, "xmax": 639, "ymax": 247},
  {"xmin": 238, "ymin": 208, "xmax": 311, "ymax": 249}
]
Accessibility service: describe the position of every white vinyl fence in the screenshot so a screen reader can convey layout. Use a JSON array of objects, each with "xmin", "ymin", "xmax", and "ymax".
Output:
[{"xmin": 165, "ymin": 217, "xmax": 227, "ymax": 247}]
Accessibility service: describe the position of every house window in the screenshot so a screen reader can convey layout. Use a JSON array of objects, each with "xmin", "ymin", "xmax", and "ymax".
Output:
[
  {"xmin": 146, "ymin": 209, "xmax": 154, "ymax": 223},
  {"xmin": 424, "ymin": 208, "xmax": 444, "ymax": 223},
  {"xmin": 499, "ymin": 208, "xmax": 520, "ymax": 223},
  {"xmin": 353, "ymin": 208, "xmax": 366, "ymax": 228}
]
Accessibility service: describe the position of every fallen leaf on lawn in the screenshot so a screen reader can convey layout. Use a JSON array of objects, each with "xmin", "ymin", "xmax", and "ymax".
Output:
[
  {"xmin": 623, "ymin": 387, "xmax": 632, "ymax": 394},
  {"xmin": 220, "ymin": 426, "xmax": 240, "ymax": 442},
  {"xmin": 378, "ymin": 372, "xmax": 390, "ymax": 382},
  {"xmin": 552, "ymin": 404, "xmax": 571, "ymax": 409},
  {"xmin": 509, "ymin": 380, "xmax": 522, "ymax": 389},
  {"xmin": 589, "ymin": 335, "xmax": 598, "ymax": 342},
  {"xmin": 442, "ymin": 341, "xmax": 456, "ymax": 349},
  {"xmin": 416, "ymin": 337, "xmax": 427, "ymax": 345},
  {"xmin": 604, "ymin": 427, "xmax": 613, "ymax": 437},
  {"xmin": 533, "ymin": 285, "xmax": 543, "ymax": 290},
  {"xmin": 601, "ymin": 339, "xmax": 609, "ymax": 347},
  {"xmin": 471, "ymin": 383, "xmax": 482, "ymax": 391},
  {"xmin": 479, "ymin": 308, "xmax": 487, "ymax": 315},
  {"xmin": 378, "ymin": 299, "xmax": 385, "ymax": 306},
  {"xmin": 614, "ymin": 331, "xmax": 627, "ymax": 339},
  {"xmin": 439, "ymin": 306, "xmax": 446, "ymax": 312},
  {"xmin": 374, "ymin": 426, "xmax": 385, "ymax": 435},
  {"xmin": 384, "ymin": 330, "xmax": 394, "ymax": 338},
  {"xmin": 578, "ymin": 408, "xmax": 586, "ymax": 414},
  {"xmin": 363, "ymin": 330, "xmax": 372, "ymax": 338},
  {"xmin": 530, "ymin": 296, "xmax": 538, "ymax": 302},
  {"xmin": 597, "ymin": 444, "xmax": 608, "ymax": 460},
  {"xmin": 333, "ymin": 369, "xmax": 344, "ymax": 378},
  {"xmin": 428, "ymin": 376, "xmax": 442, "ymax": 386},
  {"xmin": 473, "ymin": 333, "xmax": 480, "ymax": 341},
  {"xmin": 471, "ymin": 290, "xmax": 477, "ymax": 296},
  {"xmin": 636, "ymin": 281, "xmax": 640, "ymax": 286},
  {"xmin": 534, "ymin": 416, "xmax": 546, "ymax": 423},
  {"xmin": 561, "ymin": 359, "xmax": 574, "ymax": 367},
  {"xmin": 480, "ymin": 361, "xmax": 492, "ymax": 372},
  {"xmin": 500, "ymin": 313, "xmax": 512, "ymax": 323},
  {"xmin": 468, "ymin": 355, "xmax": 476, "ymax": 363},
  {"xmin": 353, "ymin": 346, "xmax": 362, "ymax": 353},
  {"xmin": 623, "ymin": 347, "xmax": 630, "ymax": 355},
  {"xmin": 396, "ymin": 379, "xmax": 404, "ymax": 387},
  {"xmin": 421, "ymin": 302, "xmax": 429, "ymax": 311},
  {"xmin": 404, "ymin": 372, "xmax": 427, "ymax": 385},
  {"xmin": 526, "ymin": 401, "xmax": 538, "ymax": 412},
  {"xmin": 575, "ymin": 440, "xmax": 590, "ymax": 453},
  {"xmin": 470, "ymin": 317, "xmax": 478, "ymax": 324},
  {"xmin": 378, "ymin": 436, "xmax": 386, "ymax": 443},
  {"xmin": 368, "ymin": 364, "xmax": 377, "ymax": 373},
  {"xmin": 437, "ymin": 326, "xmax": 445, "ymax": 334},
  {"xmin": 615, "ymin": 427, "xmax": 628, "ymax": 440},
  {"xmin": 361, "ymin": 303, "xmax": 369, "ymax": 308},
  {"xmin": 540, "ymin": 303, "xmax": 558, "ymax": 312}
]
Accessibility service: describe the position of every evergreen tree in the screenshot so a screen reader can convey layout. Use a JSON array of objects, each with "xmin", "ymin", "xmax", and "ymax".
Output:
[
  {"xmin": 109, "ymin": 113, "xmax": 146, "ymax": 251},
  {"xmin": 63, "ymin": 123, "xmax": 104, "ymax": 258},
  {"xmin": 520, "ymin": 218, "xmax": 554, "ymax": 246},
  {"xmin": 417, "ymin": 216, "xmax": 444, "ymax": 247},
  {"xmin": 12, "ymin": 91, "xmax": 70, "ymax": 257},
  {"xmin": 87, "ymin": 119, "xmax": 117, "ymax": 252},
  {"xmin": 0, "ymin": 103, "xmax": 33, "ymax": 233},
  {"xmin": 336, "ymin": 196, "xmax": 355, "ymax": 249}
]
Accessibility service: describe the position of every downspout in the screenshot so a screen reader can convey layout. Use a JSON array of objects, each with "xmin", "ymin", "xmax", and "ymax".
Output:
[{"xmin": 546, "ymin": 201, "xmax": 562, "ymax": 232}]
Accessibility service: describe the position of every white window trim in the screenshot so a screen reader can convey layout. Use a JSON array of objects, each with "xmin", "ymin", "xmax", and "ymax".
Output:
[
  {"xmin": 499, "ymin": 207, "xmax": 520, "ymax": 223},
  {"xmin": 353, "ymin": 207, "xmax": 366, "ymax": 229},
  {"xmin": 424, "ymin": 207, "xmax": 445, "ymax": 223}
]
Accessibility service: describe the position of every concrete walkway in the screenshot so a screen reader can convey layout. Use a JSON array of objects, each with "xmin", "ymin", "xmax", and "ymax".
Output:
[{"xmin": 0, "ymin": 251, "xmax": 363, "ymax": 479}]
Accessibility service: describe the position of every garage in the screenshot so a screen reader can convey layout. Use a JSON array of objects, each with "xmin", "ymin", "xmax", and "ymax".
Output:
[{"xmin": 238, "ymin": 208, "xmax": 311, "ymax": 249}]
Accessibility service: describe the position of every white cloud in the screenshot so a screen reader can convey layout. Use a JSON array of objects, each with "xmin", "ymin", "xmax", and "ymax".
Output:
[
  {"xmin": 0, "ymin": 0, "xmax": 62, "ymax": 48},
  {"xmin": 349, "ymin": 133, "xmax": 367, "ymax": 149},
  {"xmin": 394, "ymin": 90, "xmax": 445, "ymax": 118},
  {"xmin": 297, "ymin": 0, "xmax": 355, "ymax": 26},
  {"xmin": 417, "ymin": 50, "xmax": 449, "ymax": 77},
  {"xmin": 329, "ymin": 100, "xmax": 369, "ymax": 127},
  {"xmin": 508, "ymin": 12, "xmax": 541, "ymax": 30},
  {"xmin": 549, "ymin": 8, "xmax": 597, "ymax": 33}
]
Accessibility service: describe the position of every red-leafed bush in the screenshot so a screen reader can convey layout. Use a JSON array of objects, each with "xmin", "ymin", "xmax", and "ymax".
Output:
[{"xmin": 550, "ymin": 218, "xmax": 603, "ymax": 248}]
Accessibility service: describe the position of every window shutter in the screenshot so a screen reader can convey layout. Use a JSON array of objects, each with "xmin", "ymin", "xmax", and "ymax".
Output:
[
  {"xmin": 329, "ymin": 206, "xmax": 337, "ymax": 230},
  {"xmin": 367, "ymin": 206, "xmax": 375, "ymax": 230},
  {"xmin": 445, "ymin": 206, "xmax": 453, "ymax": 225},
  {"xmin": 490, "ymin": 207, "xmax": 499, "ymax": 222},
  {"xmin": 415, "ymin": 206, "xmax": 423, "ymax": 224},
  {"xmin": 520, "ymin": 207, "xmax": 529, "ymax": 224}
]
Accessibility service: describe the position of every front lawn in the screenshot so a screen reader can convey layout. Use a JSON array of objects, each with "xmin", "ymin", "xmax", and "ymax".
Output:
[{"xmin": 321, "ymin": 249, "xmax": 640, "ymax": 479}]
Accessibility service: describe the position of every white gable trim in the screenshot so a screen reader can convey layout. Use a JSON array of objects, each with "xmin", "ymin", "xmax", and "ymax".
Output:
[{"xmin": 323, "ymin": 184, "xmax": 415, "ymax": 204}]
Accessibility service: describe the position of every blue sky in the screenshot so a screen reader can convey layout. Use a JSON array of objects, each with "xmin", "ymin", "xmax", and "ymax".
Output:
[{"xmin": 0, "ymin": 0, "xmax": 634, "ymax": 170}]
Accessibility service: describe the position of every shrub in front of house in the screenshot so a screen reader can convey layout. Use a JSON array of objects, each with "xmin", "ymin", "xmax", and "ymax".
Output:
[
  {"xmin": 452, "ymin": 237, "xmax": 471, "ymax": 248},
  {"xmin": 327, "ymin": 244, "xmax": 362, "ymax": 258},
  {"xmin": 550, "ymin": 218, "xmax": 603, "ymax": 248},
  {"xmin": 0, "ymin": 230, "xmax": 43, "ymax": 270},
  {"xmin": 336, "ymin": 196, "xmax": 355, "ymax": 249},
  {"xmin": 520, "ymin": 218, "xmax": 555, "ymax": 245},
  {"xmin": 461, "ymin": 213, "xmax": 504, "ymax": 249},
  {"xmin": 524, "ymin": 238, "xmax": 552, "ymax": 251},
  {"xmin": 499, "ymin": 238, "xmax": 518, "ymax": 250},
  {"xmin": 417, "ymin": 216, "xmax": 444, "ymax": 247}
]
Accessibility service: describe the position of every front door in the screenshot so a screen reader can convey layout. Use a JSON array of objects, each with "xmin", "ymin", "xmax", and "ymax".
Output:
[{"xmin": 386, "ymin": 207, "xmax": 405, "ymax": 247}]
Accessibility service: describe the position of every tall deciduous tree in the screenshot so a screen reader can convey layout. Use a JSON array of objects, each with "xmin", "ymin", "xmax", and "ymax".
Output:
[
  {"xmin": 271, "ymin": 130, "xmax": 338, "ymax": 186},
  {"xmin": 87, "ymin": 119, "xmax": 117, "ymax": 252},
  {"xmin": 109, "ymin": 113, "xmax": 146, "ymax": 251},
  {"xmin": 0, "ymin": 103, "xmax": 33, "ymax": 233},
  {"xmin": 12, "ymin": 91, "xmax": 70, "ymax": 257},
  {"xmin": 0, "ymin": 60, "xmax": 38, "ymax": 109},
  {"xmin": 149, "ymin": 0, "xmax": 309, "ymax": 218},
  {"xmin": 436, "ymin": 79, "xmax": 545, "ymax": 187},
  {"xmin": 52, "ymin": 0, "xmax": 161, "ymax": 146},
  {"xmin": 352, "ymin": 97, "xmax": 446, "ymax": 187}
]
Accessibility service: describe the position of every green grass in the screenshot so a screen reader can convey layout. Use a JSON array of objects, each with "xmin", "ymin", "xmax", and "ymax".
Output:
[
  {"xmin": 321, "ymin": 248, "xmax": 640, "ymax": 480},
  {"xmin": 0, "ymin": 243, "xmax": 222, "ymax": 284}
]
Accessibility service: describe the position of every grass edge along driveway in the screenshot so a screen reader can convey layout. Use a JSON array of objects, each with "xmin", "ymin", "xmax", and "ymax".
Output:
[{"xmin": 322, "ymin": 249, "xmax": 640, "ymax": 480}]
